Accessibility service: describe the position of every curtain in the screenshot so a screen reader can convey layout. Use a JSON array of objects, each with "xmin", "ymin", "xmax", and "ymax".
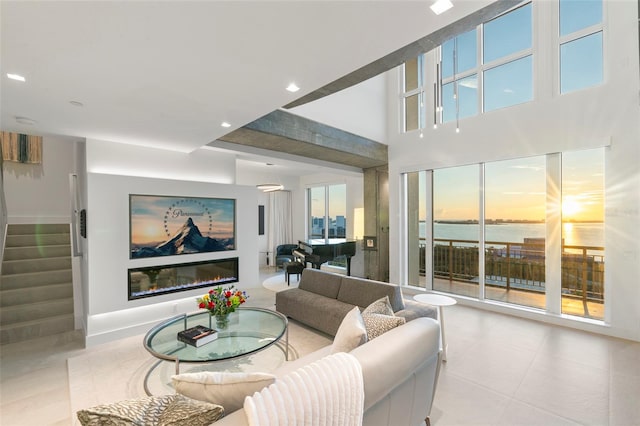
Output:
[
  {"xmin": 268, "ymin": 190, "xmax": 293, "ymax": 265},
  {"xmin": 0, "ymin": 132, "xmax": 43, "ymax": 164}
]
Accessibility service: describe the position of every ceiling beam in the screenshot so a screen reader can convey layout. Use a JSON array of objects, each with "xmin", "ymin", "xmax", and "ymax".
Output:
[{"xmin": 214, "ymin": 109, "xmax": 387, "ymax": 170}]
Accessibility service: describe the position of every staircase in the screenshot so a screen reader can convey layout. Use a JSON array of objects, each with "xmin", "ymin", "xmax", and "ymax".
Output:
[{"xmin": 1, "ymin": 224, "xmax": 75, "ymax": 344}]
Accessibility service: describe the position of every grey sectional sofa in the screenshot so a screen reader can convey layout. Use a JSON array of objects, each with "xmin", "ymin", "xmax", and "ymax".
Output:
[{"xmin": 276, "ymin": 268, "xmax": 437, "ymax": 336}]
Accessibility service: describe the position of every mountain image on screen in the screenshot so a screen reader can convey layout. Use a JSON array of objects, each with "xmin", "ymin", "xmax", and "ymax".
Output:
[{"xmin": 132, "ymin": 218, "xmax": 233, "ymax": 258}]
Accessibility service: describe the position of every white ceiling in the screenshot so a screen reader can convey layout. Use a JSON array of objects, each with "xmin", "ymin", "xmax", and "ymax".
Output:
[{"xmin": 1, "ymin": 1, "xmax": 493, "ymax": 168}]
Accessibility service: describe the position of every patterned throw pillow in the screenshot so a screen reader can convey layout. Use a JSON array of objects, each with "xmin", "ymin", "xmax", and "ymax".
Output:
[
  {"xmin": 362, "ymin": 296, "xmax": 395, "ymax": 316},
  {"xmin": 171, "ymin": 371, "xmax": 275, "ymax": 412},
  {"xmin": 362, "ymin": 313, "xmax": 406, "ymax": 340},
  {"xmin": 76, "ymin": 394, "xmax": 223, "ymax": 426}
]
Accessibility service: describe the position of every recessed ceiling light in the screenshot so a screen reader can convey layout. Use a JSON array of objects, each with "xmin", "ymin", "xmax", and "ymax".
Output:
[
  {"xmin": 15, "ymin": 116, "xmax": 36, "ymax": 125},
  {"xmin": 69, "ymin": 101, "xmax": 84, "ymax": 107},
  {"xmin": 221, "ymin": 122, "xmax": 231, "ymax": 128},
  {"xmin": 430, "ymin": 0, "xmax": 453, "ymax": 15},
  {"xmin": 7, "ymin": 73, "xmax": 26, "ymax": 82},
  {"xmin": 286, "ymin": 83, "xmax": 300, "ymax": 93}
]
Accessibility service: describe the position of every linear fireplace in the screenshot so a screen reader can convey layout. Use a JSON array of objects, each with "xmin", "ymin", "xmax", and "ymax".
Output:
[{"xmin": 128, "ymin": 257, "xmax": 239, "ymax": 300}]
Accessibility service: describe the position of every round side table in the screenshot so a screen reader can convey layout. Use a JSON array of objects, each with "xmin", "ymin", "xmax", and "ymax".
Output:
[{"xmin": 413, "ymin": 293, "xmax": 457, "ymax": 362}]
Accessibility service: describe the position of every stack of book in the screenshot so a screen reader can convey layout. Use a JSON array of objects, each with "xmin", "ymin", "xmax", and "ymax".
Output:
[{"xmin": 177, "ymin": 325, "xmax": 217, "ymax": 347}]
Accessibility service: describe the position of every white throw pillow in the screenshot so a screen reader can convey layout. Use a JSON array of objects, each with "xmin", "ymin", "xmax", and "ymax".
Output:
[
  {"xmin": 331, "ymin": 306, "xmax": 368, "ymax": 354},
  {"xmin": 171, "ymin": 371, "xmax": 275, "ymax": 412}
]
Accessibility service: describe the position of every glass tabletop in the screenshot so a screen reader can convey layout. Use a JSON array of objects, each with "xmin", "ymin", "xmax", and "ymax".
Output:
[{"xmin": 144, "ymin": 307, "xmax": 288, "ymax": 363}]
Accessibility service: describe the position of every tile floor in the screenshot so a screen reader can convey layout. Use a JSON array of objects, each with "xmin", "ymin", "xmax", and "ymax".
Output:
[{"xmin": 1, "ymin": 268, "xmax": 639, "ymax": 426}]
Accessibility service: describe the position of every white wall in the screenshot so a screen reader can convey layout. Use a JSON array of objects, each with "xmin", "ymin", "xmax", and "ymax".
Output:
[
  {"xmin": 3, "ymin": 134, "xmax": 79, "ymax": 223},
  {"xmin": 386, "ymin": 1, "xmax": 640, "ymax": 341},
  {"xmin": 289, "ymin": 74, "xmax": 387, "ymax": 142},
  {"xmin": 83, "ymin": 139, "xmax": 259, "ymax": 346}
]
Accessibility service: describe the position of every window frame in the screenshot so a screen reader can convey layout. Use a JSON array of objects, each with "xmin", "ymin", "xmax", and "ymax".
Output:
[
  {"xmin": 401, "ymin": 55, "xmax": 426, "ymax": 133},
  {"xmin": 558, "ymin": 0, "xmax": 604, "ymax": 95},
  {"xmin": 437, "ymin": 1, "xmax": 534, "ymax": 123}
]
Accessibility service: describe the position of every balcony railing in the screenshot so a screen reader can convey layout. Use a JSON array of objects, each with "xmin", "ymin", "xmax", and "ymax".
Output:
[{"xmin": 418, "ymin": 238, "xmax": 604, "ymax": 304}]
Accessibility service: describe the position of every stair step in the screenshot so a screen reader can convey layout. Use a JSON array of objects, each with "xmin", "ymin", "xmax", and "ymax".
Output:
[
  {"xmin": 0, "ymin": 283, "xmax": 73, "ymax": 307},
  {"xmin": 1, "ymin": 298, "xmax": 74, "ymax": 324},
  {"xmin": 2, "ymin": 245, "xmax": 71, "ymax": 261},
  {"xmin": 6, "ymin": 224, "xmax": 70, "ymax": 235},
  {"xmin": 1, "ymin": 257, "xmax": 72, "ymax": 275},
  {"xmin": 1, "ymin": 270, "xmax": 73, "ymax": 290},
  {"xmin": 5, "ymin": 233, "xmax": 71, "ymax": 248},
  {"xmin": 0, "ymin": 314, "xmax": 75, "ymax": 345}
]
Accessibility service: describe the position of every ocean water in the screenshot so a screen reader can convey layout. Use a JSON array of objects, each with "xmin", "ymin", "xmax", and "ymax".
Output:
[{"xmin": 419, "ymin": 222, "xmax": 604, "ymax": 247}]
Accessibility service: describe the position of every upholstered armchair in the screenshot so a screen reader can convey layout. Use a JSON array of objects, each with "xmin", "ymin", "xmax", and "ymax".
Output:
[{"xmin": 275, "ymin": 244, "xmax": 297, "ymax": 269}]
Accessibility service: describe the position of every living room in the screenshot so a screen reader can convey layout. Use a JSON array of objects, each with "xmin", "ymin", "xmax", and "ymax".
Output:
[{"xmin": 1, "ymin": 0, "xmax": 639, "ymax": 425}]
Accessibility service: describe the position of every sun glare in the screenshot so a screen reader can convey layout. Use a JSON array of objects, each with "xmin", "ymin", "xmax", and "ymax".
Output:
[{"xmin": 562, "ymin": 197, "xmax": 582, "ymax": 218}]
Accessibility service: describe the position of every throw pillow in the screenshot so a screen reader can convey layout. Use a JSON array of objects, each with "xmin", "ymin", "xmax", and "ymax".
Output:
[
  {"xmin": 330, "ymin": 306, "xmax": 367, "ymax": 354},
  {"xmin": 171, "ymin": 371, "xmax": 275, "ymax": 412},
  {"xmin": 76, "ymin": 394, "xmax": 223, "ymax": 426},
  {"xmin": 362, "ymin": 313, "xmax": 406, "ymax": 340},
  {"xmin": 362, "ymin": 295, "xmax": 395, "ymax": 316},
  {"xmin": 158, "ymin": 394, "xmax": 225, "ymax": 426}
]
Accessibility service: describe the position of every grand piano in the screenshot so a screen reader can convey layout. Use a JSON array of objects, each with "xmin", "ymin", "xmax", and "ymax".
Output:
[{"xmin": 293, "ymin": 239, "xmax": 357, "ymax": 276}]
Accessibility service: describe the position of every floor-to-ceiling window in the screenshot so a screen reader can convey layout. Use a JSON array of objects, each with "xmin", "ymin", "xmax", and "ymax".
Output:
[
  {"xmin": 484, "ymin": 156, "xmax": 546, "ymax": 310},
  {"xmin": 432, "ymin": 165, "xmax": 480, "ymax": 298},
  {"xmin": 561, "ymin": 148, "xmax": 605, "ymax": 319},
  {"xmin": 402, "ymin": 149, "xmax": 606, "ymax": 320}
]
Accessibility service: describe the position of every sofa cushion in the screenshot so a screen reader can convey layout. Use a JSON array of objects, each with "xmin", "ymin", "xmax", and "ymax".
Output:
[
  {"xmin": 331, "ymin": 306, "xmax": 367, "ymax": 354},
  {"xmin": 171, "ymin": 371, "xmax": 275, "ymax": 413},
  {"xmin": 362, "ymin": 313, "xmax": 406, "ymax": 340},
  {"xmin": 298, "ymin": 268, "xmax": 343, "ymax": 299},
  {"xmin": 338, "ymin": 276, "xmax": 406, "ymax": 312},
  {"xmin": 276, "ymin": 288, "xmax": 354, "ymax": 336},
  {"xmin": 362, "ymin": 296, "xmax": 395, "ymax": 316},
  {"xmin": 76, "ymin": 394, "xmax": 223, "ymax": 426}
]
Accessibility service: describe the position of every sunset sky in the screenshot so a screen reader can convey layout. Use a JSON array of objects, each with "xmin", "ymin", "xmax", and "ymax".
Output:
[{"xmin": 424, "ymin": 148, "xmax": 604, "ymax": 222}]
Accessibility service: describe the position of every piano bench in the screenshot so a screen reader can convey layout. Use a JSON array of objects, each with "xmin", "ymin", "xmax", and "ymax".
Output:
[{"xmin": 285, "ymin": 262, "xmax": 305, "ymax": 286}]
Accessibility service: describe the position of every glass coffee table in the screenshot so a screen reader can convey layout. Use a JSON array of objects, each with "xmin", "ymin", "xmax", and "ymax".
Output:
[{"xmin": 143, "ymin": 307, "xmax": 288, "ymax": 395}]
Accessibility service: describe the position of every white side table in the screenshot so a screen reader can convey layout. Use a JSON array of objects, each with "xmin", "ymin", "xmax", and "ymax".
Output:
[{"xmin": 413, "ymin": 293, "xmax": 457, "ymax": 362}]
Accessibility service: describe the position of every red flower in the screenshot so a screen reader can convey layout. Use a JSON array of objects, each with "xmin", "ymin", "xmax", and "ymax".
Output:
[
  {"xmin": 198, "ymin": 302, "xmax": 205, "ymax": 309},
  {"xmin": 225, "ymin": 291, "xmax": 232, "ymax": 298},
  {"xmin": 226, "ymin": 300, "xmax": 232, "ymax": 307},
  {"xmin": 208, "ymin": 301, "xmax": 215, "ymax": 309}
]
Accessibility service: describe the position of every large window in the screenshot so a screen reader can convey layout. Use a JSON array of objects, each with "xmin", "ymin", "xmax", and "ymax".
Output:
[
  {"xmin": 485, "ymin": 156, "xmax": 546, "ymax": 310},
  {"xmin": 403, "ymin": 149, "xmax": 606, "ymax": 320},
  {"xmin": 432, "ymin": 165, "xmax": 480, "ymax": 298},
  {"xmin": 483, "ymin": 3, "xmax": 533, "ymax": 112},
  {"xmin": 308, "ymin": 184, "xmax": 347, "ymax": 240},
  {"xmin": 438, "ymin": 3, "xmax": 533, "ymax": 124},
  {"xmin": 559, "ymin": 0, "xmax": 603, "ymax": 93},
  {"xmin": 441, "ymin": 30, "xmax": 479, "ymax": 124},
  {"xmin": 402, "ymin": 55, "xmax": 425, "ymax": 132},
  {"xmin": 561, "ymin": 148, "xmax": 604, "ymax": 319}
]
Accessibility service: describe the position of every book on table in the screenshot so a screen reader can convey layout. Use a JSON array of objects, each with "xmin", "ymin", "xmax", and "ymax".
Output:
[{"xmin": 177, "ymin": 325, "xmax": 217, "ymax": 347}]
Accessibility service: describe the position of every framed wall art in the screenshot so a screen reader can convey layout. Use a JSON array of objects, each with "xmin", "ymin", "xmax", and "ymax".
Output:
[{"xmin": 130, "ymin": 195, "xmax": 236, "ymax": 259}]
